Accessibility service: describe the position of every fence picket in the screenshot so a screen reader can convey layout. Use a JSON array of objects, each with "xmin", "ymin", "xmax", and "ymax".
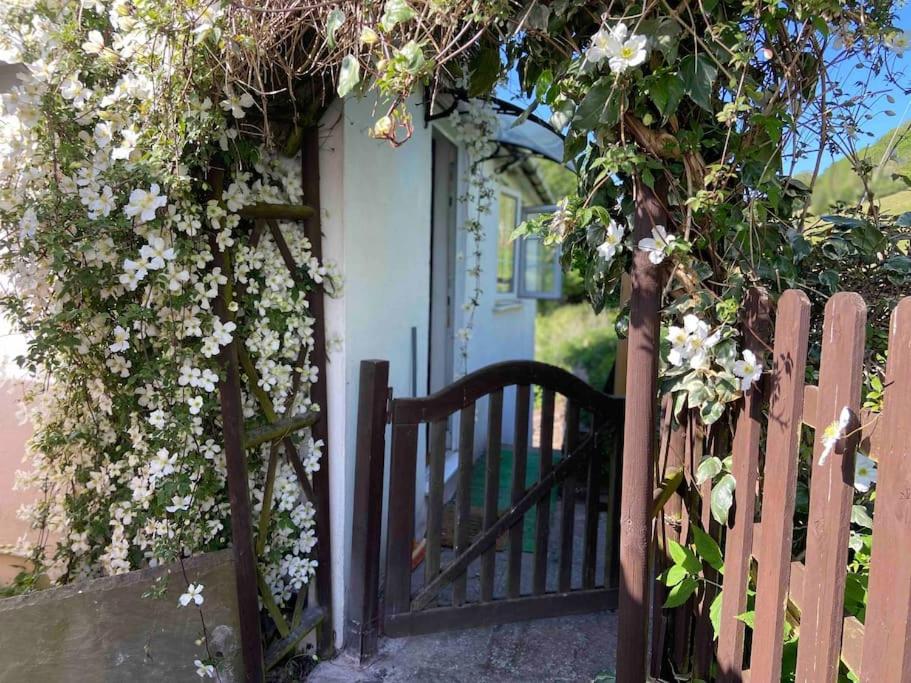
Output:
[
  {"xmin": 559, "ymin": 401, "xmax": 580, "ymax": 592},
  {"xmin": 385, "ymin": 422, "xmax": 419, "ymax": 618},
  {"xmin": 426, "ymin": 419, "xmax": 447, "ymax": 586},
  {"xmin": 860, "ymin": 297, "xmax": 911, "ymax": 682},
  {"xmin": 717, "ymin": 288, "xmax": 771, "ymax": 681},
  {"xmin": 480, "ymin": 390, "xmax": 503, "ymax": 602},
  {"xmin": 750, "ymin": 290, "xmax": 811, "ymax": 681},
  {"xmin": 582, "ymin": 414, "xmax": 603, "ymax": 589},
  {"xmin": 795, "ymin": 293, "xmax": 867, "ymax": 682},
  {"xmin": 453, "ymin": 403, "xmax": 476, "ymax": 607},
  {"xmin": 507, "ymin": 385, "xmax": 531, "ymax": 598},
  {"xmin": 533, "ymin": 389, "xmax": 556, "ymax": 594}
]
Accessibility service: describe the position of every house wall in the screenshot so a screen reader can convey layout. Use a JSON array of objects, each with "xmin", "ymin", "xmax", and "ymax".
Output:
[{"xmin": 319, "ymin": 94, "xmax": 433, "ymax": 645}]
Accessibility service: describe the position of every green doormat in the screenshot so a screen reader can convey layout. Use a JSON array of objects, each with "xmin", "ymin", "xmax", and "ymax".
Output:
[{"xmin": 468, "ymin": 447, "xmax": 561, "ymax": 553}]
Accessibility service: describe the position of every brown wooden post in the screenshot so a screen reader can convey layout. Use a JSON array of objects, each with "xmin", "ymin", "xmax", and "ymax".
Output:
[
  {"xmin": 750, "ymin": 290, "xmax": 811, "ymax": 681},
  {"xmin": 345, "ymin": 360, "xmax": 390, "ymax": 662},
  {"xmin": 794, "ymin": 293, "xmax": 866, "ymax": 682},
  {"xmin": 301, "ymin": 126, "xmax": 335, "ymax": 657},
  {"xmin": 717, "ymin": 288, "xmax": 771, "ymax": 681},
  {"xmin": 861, "ymin": 297, "xmax": 911, "ymax": 681},
  {"xmin": 616, "ymin": 178, "xmax": 665, "ymax": 683}
]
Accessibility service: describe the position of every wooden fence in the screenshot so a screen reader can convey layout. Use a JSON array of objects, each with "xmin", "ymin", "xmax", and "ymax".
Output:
[{"xmin": 658, "ymin": 290, "xmax": 911, "ymax": 681}]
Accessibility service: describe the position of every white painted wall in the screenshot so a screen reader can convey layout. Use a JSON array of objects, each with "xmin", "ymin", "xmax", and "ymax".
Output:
[{"xmin": 319, "ymin": 94, "xmax": 433, "ymax": 645}]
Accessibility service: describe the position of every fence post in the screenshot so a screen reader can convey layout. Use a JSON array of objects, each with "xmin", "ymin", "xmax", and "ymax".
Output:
[
  {"xmin": 860, "ymin": 297, "xmax": 911, "ymax": 682},
  {"xmin": 345, "ymin": 360, "xmax": 390, "ymax": 662},
  {"xmin": 717, "ymin": 287, "xmax": 771, "ymax": 682},
  {"xmin": 616, "ymin": 177, "xmax": 666, "ymax": 683},
  {"xmin": 795, "ymin": 293, "xmax": 866, "ymax": 682}
]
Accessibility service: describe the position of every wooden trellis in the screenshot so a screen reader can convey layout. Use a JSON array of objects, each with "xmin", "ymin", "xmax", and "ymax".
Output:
[{"xmin": 211, "ymin": 128, "xmax": 333, "ymax": 682}]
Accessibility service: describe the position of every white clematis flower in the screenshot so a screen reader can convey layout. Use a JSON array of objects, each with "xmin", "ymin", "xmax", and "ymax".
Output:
[
  {"xmin": 819, "ymin": 406, "xmax": 852, "ymax": 466},
  {"xmin": 194, "ymin": 659, "xmax": 215, "ymax": 679},
  {"xmin": 854, "ymin": 452, "xmax": 877, "ymax": 493},
  {"xmin": 124, "ymin": 184, "xmax": 167, "ymax": 223},
  {"xmin": 109, "ymin": 325, "xmax": 130, "ymax": 353},
  {"xmin": 683, "ymin": 314, "xmax": 721, "ymax": 370},
  {"xmin": 586, "ymin": 22, "xmax": 649, "ymax": 74},
  {"xmin": 139, "ymin": 237, "xmax": 176, "ymax": 270},
  {"xmin": 178, "ymin": 583, "xmax": 204, "ymax": 607},
  {"xmin": 220, "ymin": 86, "xmax": 255, "ymax": 119},
  {"xmin": 732, "ymin": 349, "xmax": 763, "ymax": 392},
  {"xmin": 596, "ymin": 220, "xmax": 625, "ymax": 261},
  {"xmin": 638, "ymin": 225, "xmax": 676, "ymax": 265}
]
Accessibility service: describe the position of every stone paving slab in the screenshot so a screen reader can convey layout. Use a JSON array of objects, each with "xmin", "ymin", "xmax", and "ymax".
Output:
[{"xmin": 310, "ymin": 609, "xmax": 617, "ymax": 683}]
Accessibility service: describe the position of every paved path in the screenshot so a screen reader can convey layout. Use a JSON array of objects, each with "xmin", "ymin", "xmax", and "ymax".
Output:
[{"xmin": 309, "ymin": 609, "xmax": 617, "ymax": 682}]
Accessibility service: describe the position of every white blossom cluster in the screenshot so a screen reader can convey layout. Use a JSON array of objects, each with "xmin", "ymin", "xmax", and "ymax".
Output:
[{"xmin": 0, "ymin": 0, "xmax": 339, "ymax": 619}]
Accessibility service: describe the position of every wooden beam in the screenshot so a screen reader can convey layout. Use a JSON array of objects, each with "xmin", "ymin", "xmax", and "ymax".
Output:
[
  {"xmin": 616, "ymin": 178, "xmax": 665, "ymax": 683},
  {"xmin": 238, "ymin": 202, "xmax": 314, "ymax": 220},
  {"xmin": 243, "ymin": 411, "xmax": 319, "ymax": 449}
]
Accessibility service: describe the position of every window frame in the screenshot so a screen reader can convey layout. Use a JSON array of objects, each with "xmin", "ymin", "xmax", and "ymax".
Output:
[
  {"xmin": 517, "ymin": 204, "xmax": 563, "ymax": 301},
  {"xmin": 494, "ymin": 188, "xmax": 522, "ymax": 298}
]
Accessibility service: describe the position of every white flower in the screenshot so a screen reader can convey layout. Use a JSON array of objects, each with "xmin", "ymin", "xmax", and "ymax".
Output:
[
  {"xmin": 124, "ymin": 184, "xmax": 167, "ymax": 223},
  {"xmin": 19, "ymin": 207, "xmax": 39, "ymax": 239},
  {"xmin": 683, "ymin": 315, "xmax": 721, "ymax": 370},
  {"xmin": 586, "ymin": 23, "xmax": 649, "ymax": 74},
  {"xmin": 111, "ymin": 128, "xmax": 139, "ymax": 161},
  {"xmin": 166, "ymin": 495, "xmax": 192, "ymax": 513},
  {"xmin": 220, "ymin": 87, "xmax": 255, "ymax": 119},
  {"xmin": 93, "ymin": 122, "xmax": 113, "ymax": 148},
  {"xmin": 854, "ymin": 452, "xmax": 877, "ymax": 493},
  {"xmin": 149, "ymin": 447, "xmax": 176, "ymax": 479},
  {"xmin": 187, "ymin": 395, "xmax": 203, "ymax": 415},
  {"xmin": 88, "ymin": 185, "xmax": 116, "ymax": 219},
  {"xmin": 819, "ymin": 406, "xmax": 852, "ymax": 466},
  {"xmin": 120, "ymin": 258, "xmax": 148, "ymax": 290},
  {"xmin": 596, "ymin": 220, "xmax": 625, "ymax": 261},
  {"xmin": 82, "ymin": 30, "xmax": 105, "ymax": 55},
  {"xmin": 732, "ymin": 349, "xmax": 763, "ymax": 392},
  {"xmin": 194, "ymin": 659, "xmax": 215, "ymax": 679},
  {"xmin": 637, "ymin": 225, "xmax": 676, "ymax": 265},
  {"xmin": 885, "ymin": 30, "xmax": 910, "ymax": 56},
  {"xmin": 110, "ymin": 325, "xmax": 130, "ymax": 353},
  {"xmin": 178, "ymin": 583, "xmax": 204, "ymax": 607},
  {"xmin": 139, "ymin": 237, "xmax": 176, "ymax": 270},
  {"xmin": 666, "ymin": 325, "xmax": 690, "ymax": 367}
]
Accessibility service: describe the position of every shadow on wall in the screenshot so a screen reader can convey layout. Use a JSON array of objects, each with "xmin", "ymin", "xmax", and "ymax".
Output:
[{"xmin": 0, "ymin": 381, "xmax": 35, "ymax": 584}]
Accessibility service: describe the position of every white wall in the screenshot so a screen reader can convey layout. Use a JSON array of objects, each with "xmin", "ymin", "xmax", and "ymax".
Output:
[{"xmin": 320, "ymin": 94, "xmax": 433, "ymax": 645}]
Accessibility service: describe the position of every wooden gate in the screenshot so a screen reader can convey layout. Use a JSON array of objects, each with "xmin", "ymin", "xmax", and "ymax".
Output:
[{"xmin": 346, "ymin": 360, "xmax": 625, "ymax": 656}]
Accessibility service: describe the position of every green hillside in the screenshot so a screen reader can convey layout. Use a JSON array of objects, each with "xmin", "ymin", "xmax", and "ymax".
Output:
[{"xmin": 807, "ymin": 123, "xmax": 911, "ymax": 213}]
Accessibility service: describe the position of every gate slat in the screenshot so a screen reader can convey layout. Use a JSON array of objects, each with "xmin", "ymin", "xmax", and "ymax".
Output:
[
  {"xmin": 750, "ymin": 290, "xmax": 811, "ymax": 681},
  {"xmin": 385, "ymin": 422, "xmax": 419, "ymax": 619},
  {"xmin": 582, "ymin": 415, "xmax": 603, "ymax": 589},
  {"xmin": 861, "ymin": 297, "xmax": 911, "ymax": 682},
  {"xmin": 795, "ymin": 293, "xmax": 866, "ymax": 683},
  {"xmin": 533, "ymin": 389, "xmax": 556, "ymax": 595},
  {"xmin": 426, "ymin": 419, "xmax": 447, "ymax": 586},
  {"xmin": 559, "ymin": 401, "xmax": 581, "ymax": 592},
  {"xmin": 480, "ymin": 389, "xmax": 503, "ymax": 602},
  {"xmin": 508, "ymin": 384, "xmax": 531, "ymax": 598},
  {"xmin": 602, "ymin": 431, "xmax": 622, "ymax": 589},
  {"xmin": 717, "ymin": 288, "xmax": 771, "ymax": 682},
  {"xmin": 453, "ymin": 403, "xmax": 476, "ymax": 607}
]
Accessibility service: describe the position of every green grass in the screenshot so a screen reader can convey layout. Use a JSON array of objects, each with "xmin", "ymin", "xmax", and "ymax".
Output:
[
  {"xmin": 877, "ymin": 188, "xmax": 911, "ymax": 217},
  {"xmin": 535, "ymin": 303, "xmax": 618, "ymax": 393}
]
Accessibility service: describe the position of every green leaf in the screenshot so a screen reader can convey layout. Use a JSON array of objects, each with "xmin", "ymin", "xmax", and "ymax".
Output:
[
  {"xmin": 337, "ymin": 55, "xmax": 361, "ymax": 98},
  {"xmin": 851, "ymin": 504, "xmax": 873, "ymax": 529},
  {"xmin": 695, "ymin": 456, "xmax": 722, "ymax": 486},
  {"xmin": 648, "ymin": 72, "xmax": 685, "ymax": 118},
  {"xmin": 665, "ymin": 564, "xmax": 688, "ymax": 587},
  {"xmin": 736, "ymin": 610, "xmax": 755, "ymax": 629},
  {"xmin": 469, "ymin": 44, "xmax": 502, "ymax": 97},
  {"xmin": 326, "ymin": 9, "xmax": 345, "ymax": 49},
  {"xmin": 668, "ymin": 539, "xmax": 701, "ymax": 574},
  {"xmin": 680, "ymin": 54, "xmax": 717, "ymax": 111},
  {"xmin": 710, "ymin": 592, "xmax": 723, "ymax": 639},
  {"xmin": 573, "ymin": 81, "xmax": 614, "ymax": 130},
  {"xmin": 701, "ymin": 400, "xmax": 725, "ymax": 425},
  {"xmin": 664, "ymin": 577, "xmax": 698, "ymax": 608},
  {"xmin": 711, "ymin": 473, "xmax": 736, "ymax": 525},
  {"xmin": 380, "ymin": 0, "xmax": 416, "ymax": 31},
  {"xmin": 691, "ymin": 526, "xmax": 724, "ymax": 572}
]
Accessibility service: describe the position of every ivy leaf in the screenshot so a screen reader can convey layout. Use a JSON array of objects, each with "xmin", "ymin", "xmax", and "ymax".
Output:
[
  {"xmin": 711, "ymin": 473, "xmax": 736, "ymax": 525},
  {"xmin": 380, "ymin": 0, "xmax": 416, "ymax": 31},
  {"xmin": 326, "ymin": 9, "xmax": 345, "ymax": 49},
  {"xmin": 680, "ymin": 54, "xmax": 717, "ymax": 111},
  {"xmin": 469, "ymin": 44, "xmax": 502, "ymax": 98},
  {"xmin": 664, "ymin": 576, "xmax": 698, "ymax": 608},
  {"xmin": 700, "ymin": 400, "xmax": 725, "ymax": 425},
  {"xmin": 736, "ymin": 610, "xmax": 755, "ymax": 629},
  {"xmin": 573, "ymin": 80, "xmax": 616, "ymax": 130},
  {"xmin": 337, "ymin": 55, "xmax": 361, "ymax": 98},
  {"xmin": 851, "ymin": 504, "xmax": 873, "ymax": 529},
  {"xmin": 648, "ymin": 72, "xmax": 685, "ymax": 118},
  {"xmin": 691, "ymin": 526, "xmax": 724, "ymax": 573},
  {"xmin": 695, "ymin": 456, "xmax": 722, "ymax": 486}
]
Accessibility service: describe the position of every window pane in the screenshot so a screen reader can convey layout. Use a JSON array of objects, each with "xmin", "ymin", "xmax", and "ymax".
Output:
[
  {"xmin": 522, "ymin": 236, "xmax": 559, "ymax": 295},
  {"xmin": 497, "ymin": 194, "xmax": 518, "ymax": 293}
]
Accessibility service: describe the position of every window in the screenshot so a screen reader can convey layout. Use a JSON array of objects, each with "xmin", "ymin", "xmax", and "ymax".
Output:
[
  {"xmin": 517, "ymin": 205, "xmax": 563, "ymax": 300},
  {"xmin": 496, "ymin": 192, "xmax": 519, "ymax": 294}
]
